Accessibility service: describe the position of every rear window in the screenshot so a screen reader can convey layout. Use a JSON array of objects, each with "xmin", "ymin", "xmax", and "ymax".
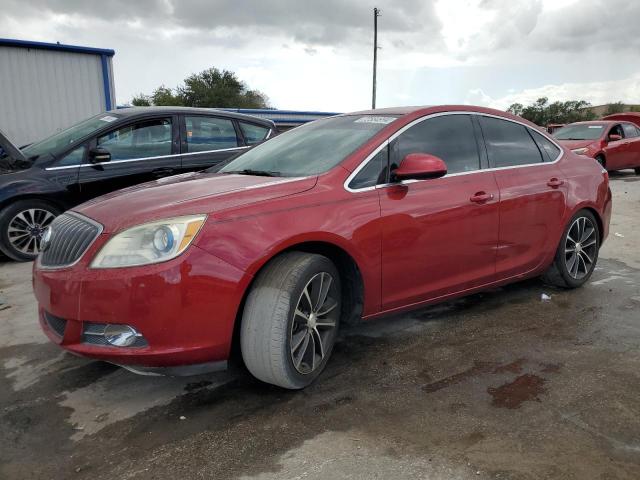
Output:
[{"xmin": 531, "ymin": 131, "xmax": 561, "ymax": 162}]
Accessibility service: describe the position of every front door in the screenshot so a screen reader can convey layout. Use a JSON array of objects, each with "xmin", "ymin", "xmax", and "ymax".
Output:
[
  {"xmin": 77, "ymin": 115, "xmax": 180, "ymax": 201},
  {"xmin": 378, "ymin": 114, "xmax": 500, "ymax": 311},
  {"xmin": 603, "ymin": 124, "xmax": 629, "ymax": 170}
]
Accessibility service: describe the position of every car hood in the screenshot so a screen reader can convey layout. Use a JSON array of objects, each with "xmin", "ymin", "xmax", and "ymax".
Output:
[
  {"xmin": 555, "ymin": 139, "xmax": 595, "ymax": 150},
  {"xmin": 74, "ymin": 171, "xmax": 317, "ymax": 233}
]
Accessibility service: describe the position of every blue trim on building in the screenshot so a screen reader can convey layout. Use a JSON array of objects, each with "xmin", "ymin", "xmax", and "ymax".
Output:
[
  {"xmin": 224, "ymin": 108, "xmax": 340, "ymax": 116},
  {"xmin": 100, "ymin": 55, "xmax": 112, "ymax": 110},
  {"xmin": 0, "ymin": 38, "xmax": 115, "ymax": 57}
]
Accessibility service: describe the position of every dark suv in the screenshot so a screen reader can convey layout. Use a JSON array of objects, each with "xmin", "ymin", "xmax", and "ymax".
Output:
[{"xmin": 0, "ymin": 107, "xmax": 275, "ymax": 261}]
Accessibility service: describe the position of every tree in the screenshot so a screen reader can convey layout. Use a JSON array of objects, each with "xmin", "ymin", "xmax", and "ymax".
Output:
[
  {"xmin": 604, "ymin": 102, "xmax": 625, "ymax": 116},
  {"xmin": 130, "ymin": 68, "xmax": 270, "ymax": 108},
  {"xmin": 507, "ymin": 97, "xmax": 596, "ymax": 126}
]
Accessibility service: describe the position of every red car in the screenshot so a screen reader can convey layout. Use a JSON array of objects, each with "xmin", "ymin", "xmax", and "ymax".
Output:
[
  {"xmin": 33, "ymin": 106, "xmax": 612, "ymax": 389},
  {"xmin": 553, "ymin": 120, "xmax": 640, "ymax": 174}
]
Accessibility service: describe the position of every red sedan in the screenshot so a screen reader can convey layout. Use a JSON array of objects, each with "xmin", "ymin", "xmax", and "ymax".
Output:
[
  {"xmin": 33, "ymin": 106, "xmax": 612, "ymax": 389},
  {"xmin": 553, "ymin": 120, "xmax": 640, "ymax": 174}
]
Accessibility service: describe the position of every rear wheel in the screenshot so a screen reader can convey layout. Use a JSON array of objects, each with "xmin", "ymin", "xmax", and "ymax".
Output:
[
  {"xmin": 542, "ymin": 210, "xmax": 600, "ymax": 289},
  {"xmin": 0, "ymin": 200, "xmax": 60, "ymax": 261},
  {"xmin": 240, "ymin": 252, "xmax": 341, "ymax": 389}
]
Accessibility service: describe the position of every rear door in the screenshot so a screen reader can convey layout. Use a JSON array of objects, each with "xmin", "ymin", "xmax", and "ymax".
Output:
[
  {"xmin": 77, "ymin": 115, "xmax": 180, "ymax": 201},
  {"xmin": 377, "ymin": 113, "xmax": 500, "ymax": 310},
  {"xmin": 477, "ymin": 115, "xmax": 567, "ymax": 279},
  {"xmin": 179, "ymin": 115, "xmax": 250, "ymax": 173}
]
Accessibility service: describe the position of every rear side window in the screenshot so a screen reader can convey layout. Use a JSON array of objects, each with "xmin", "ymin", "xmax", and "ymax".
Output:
[
  {"xmin": 185, "ymin": 116, "xmax": 238, "ymax": 152},
  {"xmin": 530, "ymin": 130, "xmax": 561, "ymax": 162},
  {"xmin": 479, "ymin": 116, "xmax": 543, "ymax": 168},
  {"xmin": 391, "ymin": 114, "xmax": 481, "ymax": 174},
  {"xmin": 98, "ymin": 118, "xmax": 172, "ymax": 160},
  {"xmin": 348, "ymin": 146, "xmax": 388, "ymax": 189},
  {"xmin": 240, "ymin": 122, "xmax": 270, "ymax": 145},
  {"xmin": 622, "ymin": 123, "xmax": 638, "ymax": 138}
]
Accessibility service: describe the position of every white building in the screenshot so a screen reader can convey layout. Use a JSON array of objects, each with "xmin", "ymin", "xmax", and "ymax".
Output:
[{"xmin": 0, "ymin": 38, "xmax": 116, "ymax": 146}]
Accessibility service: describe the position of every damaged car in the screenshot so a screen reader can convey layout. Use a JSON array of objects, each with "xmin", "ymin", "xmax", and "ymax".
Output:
[{"xmin": 33, "ymin": 105, "xmax": 611, "ymax": 389}]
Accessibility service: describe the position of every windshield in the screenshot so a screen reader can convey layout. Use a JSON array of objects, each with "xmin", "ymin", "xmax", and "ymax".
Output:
[
  {"xmin": 21, "ymin": 113, "xmax": 122, "ymax": 159},
  {"xmin": 218, "ymin": 115, "xmax": 398, "ymax": 177},
  {"xmin": 553, "ymin": 124, "xmax": 605, "ymax": 141}
]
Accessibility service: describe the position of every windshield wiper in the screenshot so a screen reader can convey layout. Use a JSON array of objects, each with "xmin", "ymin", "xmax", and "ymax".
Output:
[{"xmin": 225, "ymin": 169, "xmax": 281, "ymax": 177}]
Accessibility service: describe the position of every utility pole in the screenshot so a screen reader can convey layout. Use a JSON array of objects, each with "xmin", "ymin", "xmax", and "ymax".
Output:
[{"xmin": 372, "ymin": 7, "xmax": 381, "ymax": 109}]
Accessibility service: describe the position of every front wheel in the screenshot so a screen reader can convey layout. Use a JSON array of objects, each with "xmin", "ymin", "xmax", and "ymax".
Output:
[
  {"xmin": 0, "ymin": 200, "xmax": 60, "ymax": 262},
  {"xmin": 240, "ymin": 252, "xmax": 341, "ymax": 389},
  {"xmin": 542, "ymin": 210, "xmax": 600, "ymax": 288}
]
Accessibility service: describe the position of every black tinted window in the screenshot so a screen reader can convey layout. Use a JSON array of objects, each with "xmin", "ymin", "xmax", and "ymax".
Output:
[
  {"xmin": 186, "ymin": 116, "xmax": 238, "ymax": 152},
  {"xmin": 622, "ymin": 123, "xmax": 638, "ymax": 138},
  {"xmin": 98, "ymin": 118, "xmax": 172, "ymax": 160},
  {"xmin": 480, "ymin": 116, "xmax": 543, "ymax": 167},
  {"xmin": 531, "ymin": 130, "xmax": 561, "ymax": 162},
  {"xmin": 391, "ymin": 115, "xmax": 480, "ymax": 174},
  {"xmin": 349, "ymin": 146, "xmax": 388, "ymax": 189}
]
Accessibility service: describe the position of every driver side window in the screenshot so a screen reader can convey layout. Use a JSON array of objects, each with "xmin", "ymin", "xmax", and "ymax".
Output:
[
  {"xmin": 97, "ymin": 118, "xmax": 172, "ymax": 160},
  {"xmin": 609, "ymin": 125, "xmax": 624, "ymax": 140},
  {"xmin": 390, "ymin": 115, "xmax": 481, "ymax": 175}
]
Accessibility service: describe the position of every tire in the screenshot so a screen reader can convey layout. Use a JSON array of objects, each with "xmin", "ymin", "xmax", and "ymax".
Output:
[
  {"xmin": 595, "ymin": 155, "xmax": 606, "ymax": 169},
  {"xmin": 542, "ymin": 209, "xmax": 600, "ymax": 289},
  {"xmin": 0, "ymin": 199, "xmax": 60, "ymax": 262},
  {"xmin": 240, "ymin": 251, "xmax": 342, "ymax": 389},
  {"xmin": 635, "ymin": 167, "xmax": 640, "ymax": 175}
]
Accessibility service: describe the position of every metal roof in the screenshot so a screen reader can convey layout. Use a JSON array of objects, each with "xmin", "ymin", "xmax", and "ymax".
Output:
[{"xmin": 0, "ymin": 38, "xmax": 115, "ymax": 57}]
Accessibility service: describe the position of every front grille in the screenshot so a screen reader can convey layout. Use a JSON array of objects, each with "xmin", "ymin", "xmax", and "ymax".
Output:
[
  {"xmin": 82, "ymin": 322, "xmax": 148, "ymax": 348},
  {"xmin": 44, "ymin": 311, "xmax": 67, "ymax": 337},
  {"xmin": 39, "ymin": 213, "xmax": 102, "ymax": 268}
]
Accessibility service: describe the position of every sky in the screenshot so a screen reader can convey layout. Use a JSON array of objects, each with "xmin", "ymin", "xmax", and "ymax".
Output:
[{"xmin": 1, "ymin": 0, "xmax": 639, "ymax": 112}]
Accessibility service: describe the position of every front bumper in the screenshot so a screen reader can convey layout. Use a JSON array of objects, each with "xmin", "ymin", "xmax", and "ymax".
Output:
[{"xmin": 33, "ymin": 239, "xmax": 250, "ymax": 371}]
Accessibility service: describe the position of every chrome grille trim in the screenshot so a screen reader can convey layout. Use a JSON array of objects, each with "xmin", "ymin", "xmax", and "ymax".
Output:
[{"xmin": 39, "ymin": 212, "xmax": 103, "ymax": 269}]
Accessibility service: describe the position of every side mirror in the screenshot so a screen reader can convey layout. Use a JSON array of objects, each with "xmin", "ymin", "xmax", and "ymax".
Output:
[
  {"xmin": 608, "ymin": 134, "xmax": 622, "ymax": 142},
  {"xmin": 89, "ymin": 146, "xmax": 111, "ymax": 163},
  {"xmin": 392, "ymin": 153, "xmax": 447, "ymax": 181}
]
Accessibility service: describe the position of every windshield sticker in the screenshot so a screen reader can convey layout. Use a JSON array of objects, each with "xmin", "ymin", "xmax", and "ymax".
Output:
[
  {"xmin": 99, "ymin": 116, "xmax": 118, "ymax": 122},
  {"xmin": 588, "ymin": 126, "xmax": 603, "ymax": 129},
  {"xmin": 355, "ymin": 116, "xmax": 396, "ymax": 125}
]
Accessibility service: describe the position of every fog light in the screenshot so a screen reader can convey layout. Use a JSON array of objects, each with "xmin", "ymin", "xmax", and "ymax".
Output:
[{"xmin": 104, "ymin": 324, "xmax": 139, "ymax": 347}]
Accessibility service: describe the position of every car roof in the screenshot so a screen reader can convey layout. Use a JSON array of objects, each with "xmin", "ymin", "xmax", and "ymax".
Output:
[
  {"xmin": 345, "ymin": 105, "xmax": 541, "ymax": 129},
  {"xmin": 110, "ymin": 106, "xmax": 275, "ymax": 127}
]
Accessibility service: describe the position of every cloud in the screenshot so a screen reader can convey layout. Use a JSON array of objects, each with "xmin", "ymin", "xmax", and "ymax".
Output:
[
  {"xmin": 466, "ymin": 73, "xmax": 640, "ymax": 110},
  {"xmin": 0, "ymin": 0, "xmax": 443, "ymax": 50}
]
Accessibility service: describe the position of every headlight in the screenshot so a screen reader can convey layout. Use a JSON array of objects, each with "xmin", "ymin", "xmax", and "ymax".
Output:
[
  {"xmin": 571, "ymin": 147, "xmax": 589, "ymax": 155},
  {"xmin": 91, "ymin": 215, "xmax": 206, "ymax": 268}
]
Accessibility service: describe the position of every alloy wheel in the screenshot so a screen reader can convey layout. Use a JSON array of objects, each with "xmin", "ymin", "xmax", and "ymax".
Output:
[
  {"xmin": 7, "ymin": 208, "xmax": 56, "ymax": 256},
  {"xmin": 564, "ymin": 216, "xmax": 597, "ymax": 280},
  {"xmin": 290, "ymin": 272, "xmax": 339, "ymax": 374}
]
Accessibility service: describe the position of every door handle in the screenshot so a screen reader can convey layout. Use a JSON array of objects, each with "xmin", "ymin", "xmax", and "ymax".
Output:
[
  {"xmin": 470, "ymin": 192, "xmax": 494, "ymax": 203},
  {"xmin": 547, "ymin": 178, "xmax": 564, "ymax": 188}
]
